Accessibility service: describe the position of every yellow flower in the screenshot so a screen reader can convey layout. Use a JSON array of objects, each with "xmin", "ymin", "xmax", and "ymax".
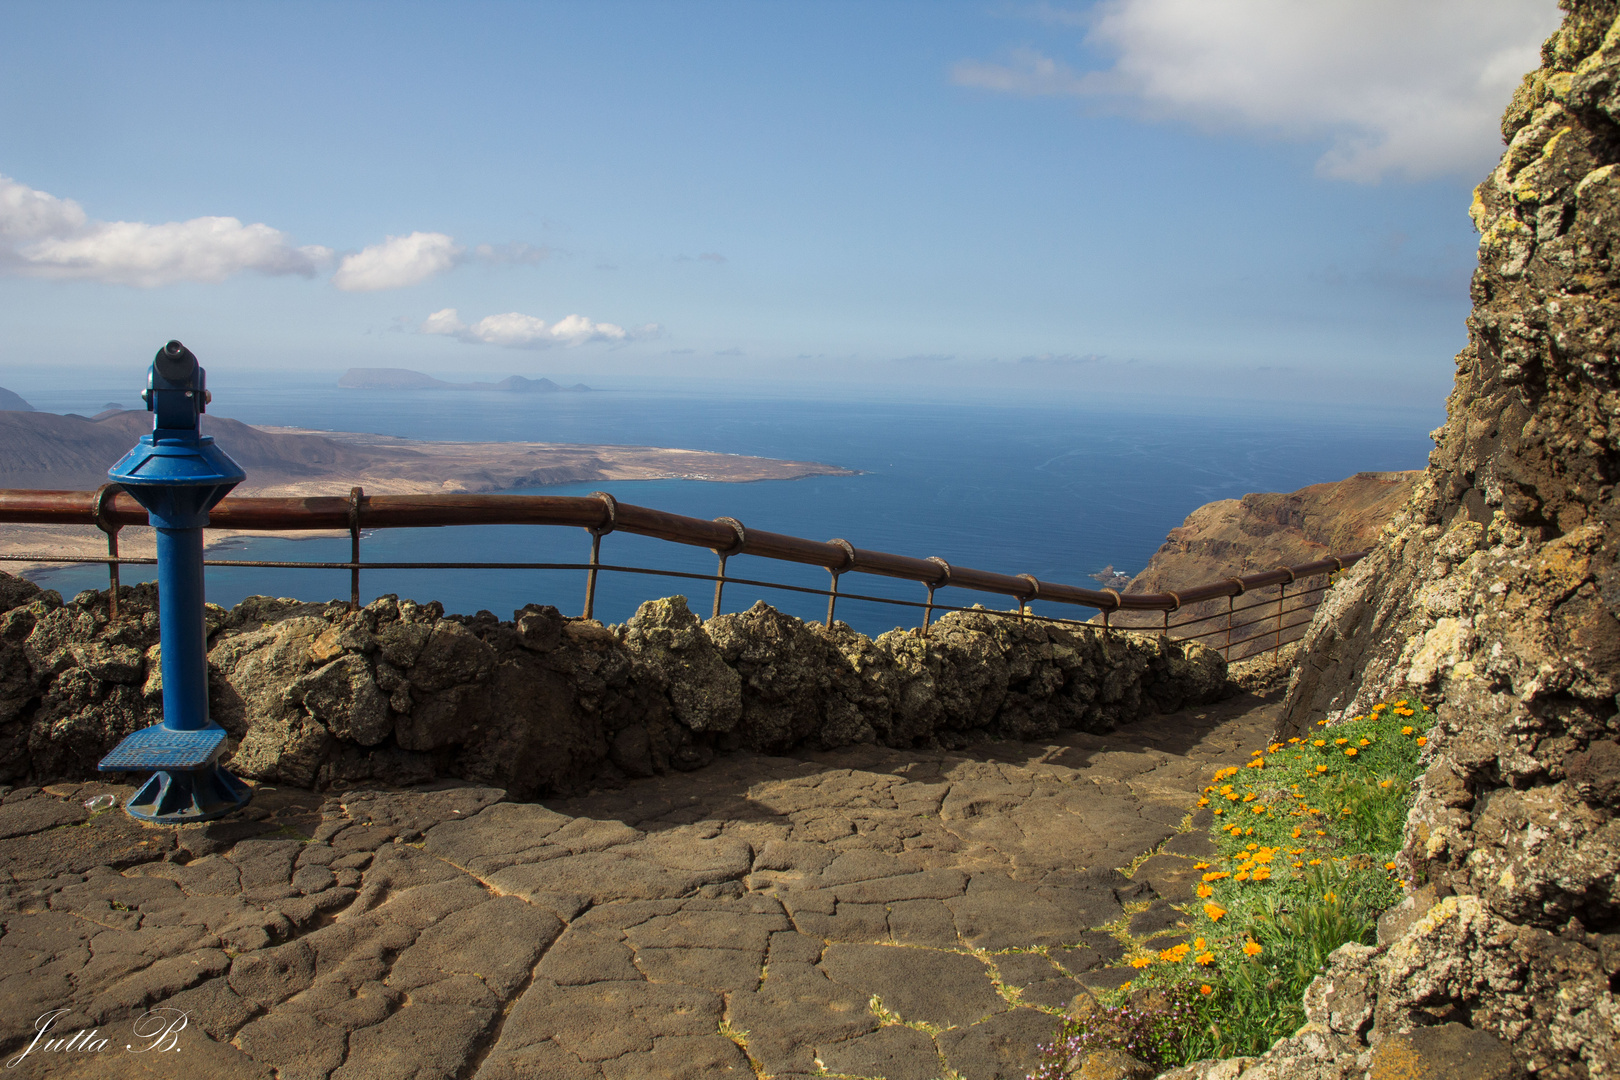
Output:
[
  {"xmin": 1130, "ymin": 956, "xmax": 1153, "ymax": 968},
  {"xmin": 1243, "ymin": 827, "xmax": 1253, "ymax": 836},
  {"xmin": 1315, "ymin": 765, "xmax": 1328, "ymax": 773},
  {"xmin": 1395, "ymin": 699, "xmax": 1408, "ymax": 707},
  {"xmin": 1197, "ymin": 797, "xmax": 1210, "ymax": 807},
  {"xmin": 1291, "ymin": 828, "xmax": 1302, "ymax": 838},
  {"xmin": 1252, "ymin": 869, "xmax": 1271, "ymax": 881},
  {"xmin": 1251, "ymin": 749, "xmax": 1263, "ymax": 757},
  {"xmin": 1308, "ymin": 858, "xmax": 1322, "ymax": 865},
  {"xmin": 1226, "ymin": 792, "xmax": 1241, "ymax": 801},
  {"xmin": 1287, "ymin": 737, "xmax": 1300, "ymax": 744},
  {"xmin": 1334, "ymin": 738, "xmax": 1348, "ymax": 745},
  {"xmin": 1193, "ymin": 861, "xmax": 1209, "ymax": 869},
  {"xmin": 1234, "ymin": 871, "xmax": 1250, "ymax": 881},
  {"xmin": 1202, "ymin": 871, "xmax": 1231, "ymax": 881},
  {"xmin": 1246, "ymin": 843, "xmax": 1258, "ymax": 850},
  {"xmin": 1241, "ymin": 793, "xmax": 1256, "ymax": 802},
  {"xmin": 1196, "ymin": 954, "xmax": 1215, "ymax": 967},
  {"xmin": 1161, "ymin": 943, "xmax": 1190, "ymax": 962},
  {"xmin": 1268, "ymin": 743, "xmax": 1283, "ymax": 752},
  {"xmin": 1358, "ymin": 739, "xmax": 1371, "ymax": 746},
  {"xmin": 1315, "ymin": 830, "xmax": 1325, "ymax": 836},
  {"xmin": 1345, "ymin": 748, "xmax": 1358, "ymax": 757},
  {"xmin": 1204, "ymin": 903, "xmax": 1227, "ymax": 921},
  {"xmin": 1324, "ymin": 891, "xmax": 1337, "ymax": 902},
  {"xmin": 1213, "ymin": 809, "xmax": 1223, "ymax": 815},
  {"xmin": 1401, "ymin": 726, "xmax": 1414, "ymax": 736},
  {"xmin": 1372, "ymin": 704, "xmax": 1386, "ymax": 712},
  {"xmin": 1242, "ymin": 940, "xmax": 1263, "ymax": 957},
  {"xmin": 1194, "ymin": 938, "xmax": 1206, "ymax": 950},
  {"xmin": 1196, "ymin": 883, "xmax": 1213, "ymax": 898},
  {"xmin": 1313, "ymin": 739, "xmax": 1326, "ymax": 747},
  {"xmin": 1317, "ymin": 719, "xmax": 1329, "ymax": 725}
]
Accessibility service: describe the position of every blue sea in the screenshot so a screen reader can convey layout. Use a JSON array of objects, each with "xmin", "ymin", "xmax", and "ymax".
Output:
[{"xmin": 15, "ymin": 372, "xmax": 1439, "ymax": 639}]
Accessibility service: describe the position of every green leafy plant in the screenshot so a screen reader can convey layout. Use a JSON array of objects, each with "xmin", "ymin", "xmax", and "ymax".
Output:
[{"xmin": 1028, "ymin": 699, "xmax": 1434, "ymax": 1075}]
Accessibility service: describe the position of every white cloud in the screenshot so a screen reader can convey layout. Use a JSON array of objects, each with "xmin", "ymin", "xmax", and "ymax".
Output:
[
  {"xmin": 332, "ymin": 231, "xmax": 462, "ymax": 291},
  {"xmin": 421, "ymin": 307, "xmax": 633, "ymax": 348},
  {"xmin": 953, "ymin": 0, "xmax": 1563, "ymax": 182},
  {"xmin": 0, "ymin": 174, "xmax": 332, "ymax": 285}
]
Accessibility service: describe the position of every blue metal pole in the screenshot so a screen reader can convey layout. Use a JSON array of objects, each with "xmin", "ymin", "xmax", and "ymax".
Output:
[{"xmin": 155, "ymin": 527, "xmax": 208, "ymax": 731}]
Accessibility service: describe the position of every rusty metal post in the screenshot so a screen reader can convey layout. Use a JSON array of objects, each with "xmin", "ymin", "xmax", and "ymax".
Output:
[
  {"xmin": 712, "ymin": 554, "xmax": 729, "ymax": 619},
  {"xmin": 1225, "ymin": 595, "xmax": 1234, "ymax": 660},
  {"xmin": 584, "ymin": 532, "xmax": 603, "ymax": 619},
  {"xmin": 92, "ymin": 483, "xmax": 123, "ymax": 621},
  {"xmin": 825, "ymin": 539, "xmax": 855, "ymax": 628},
  {"xmin": 1276, "ymin": 580, "xmax": 1286, "ymax": 652},
  {"xmin": 348, "ymin": 487, "xmax": 364, "ymax": 611},
  {"xmin": 584, "ymin": 491, "xmax": 617, "ymax": 621},
  {"xmin": 711, "ymin": 517, "xmax": 746, "ymax": 620}
]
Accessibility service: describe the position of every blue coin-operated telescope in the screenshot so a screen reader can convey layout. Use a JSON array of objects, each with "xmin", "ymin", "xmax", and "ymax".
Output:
[{"xmin": 98, "ymin": 341, "xmax": 250, "ymax": 822}]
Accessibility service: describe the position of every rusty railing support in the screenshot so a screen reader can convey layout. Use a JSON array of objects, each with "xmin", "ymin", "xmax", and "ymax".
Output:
[{"xmin": 92, "ymin": 483, "xmax": 124, "ymax": 621}]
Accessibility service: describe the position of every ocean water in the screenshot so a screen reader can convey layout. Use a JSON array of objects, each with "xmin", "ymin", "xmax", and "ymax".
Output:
[{"xmin": 17, "ymin": 374, "xmax": 1439, "ymax": 638}]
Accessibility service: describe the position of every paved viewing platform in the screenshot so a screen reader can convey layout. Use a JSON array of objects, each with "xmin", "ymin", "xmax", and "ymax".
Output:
[{"xmin": 0, "ymin": 691, "xmax": 1282, "ymax": 1080}]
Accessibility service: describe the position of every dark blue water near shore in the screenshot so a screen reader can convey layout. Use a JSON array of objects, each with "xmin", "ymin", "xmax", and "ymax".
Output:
[{"xmin": 24, "ymin": 376, "xmax": 1438, "ymax": 638}]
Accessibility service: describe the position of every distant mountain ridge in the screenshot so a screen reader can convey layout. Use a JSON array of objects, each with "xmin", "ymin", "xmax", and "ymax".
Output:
[
  {"xmin": 337, "ymin": 368, "xmax": 592, "ymax": 392},
  {"xmin": 0, "ymin": 387, "xmax": 35, "ymax": 412}
]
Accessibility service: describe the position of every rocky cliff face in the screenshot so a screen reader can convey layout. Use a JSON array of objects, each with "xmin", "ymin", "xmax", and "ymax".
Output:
[
  {"xmin": 1199, "ymin": 4, "xmax": 1620, "ymax": 1078},
  {"xmin": 0, "ymin": 574, "xmax": 1228, "ymax": 799},
  {"xmin": 1126, "ymin": 472, "xmax": 1420, "ymax": 595},
  {"xmin": 1113, "ymin": 472, "xmax": 1418, "ymax": 659}
]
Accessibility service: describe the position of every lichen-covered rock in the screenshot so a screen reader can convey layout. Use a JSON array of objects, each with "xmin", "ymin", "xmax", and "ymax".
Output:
[
  {"xmin": 1244, "ymin": 5, "xmax": 1620, "ymax": 1078},
  {"xmin": 621, "ymin": 595, "xmax": 741, "ymax": 734},
  {"xmin": 0, "ymin": 573, "xmax": 1230, "ymax": 800}
]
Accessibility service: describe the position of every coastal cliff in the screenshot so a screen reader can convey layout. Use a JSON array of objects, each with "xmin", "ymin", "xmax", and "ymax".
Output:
[
  {"xmin": 1125, "ymin": 472, "xmax": 1419, "ymax": 593},
  {"xmin": 1109, "ymin": 472, "xmax": 1418, "ymax": 660},
  {"xmin": 1171, "ymin": 4, "xmax": 1620, "ymax": 1077}
]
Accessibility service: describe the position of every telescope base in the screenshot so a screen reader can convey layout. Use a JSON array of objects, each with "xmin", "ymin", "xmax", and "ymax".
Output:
[{"xmin": 124, "ymin": 763, "xmax": 253, "ymax": 824}]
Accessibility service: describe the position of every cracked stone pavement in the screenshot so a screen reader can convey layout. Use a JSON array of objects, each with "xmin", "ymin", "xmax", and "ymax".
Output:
[{"xmin": 0, "ymin": 692, "xmax": 1278, "ymax": 1080}]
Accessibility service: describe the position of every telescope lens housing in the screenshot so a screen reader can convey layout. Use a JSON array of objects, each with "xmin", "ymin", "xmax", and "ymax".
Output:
[{"xmin": 153, "ymin": 340, "xmax": 199, "ymax": 383}]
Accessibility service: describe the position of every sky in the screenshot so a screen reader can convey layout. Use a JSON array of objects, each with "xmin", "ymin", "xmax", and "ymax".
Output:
[{"xmin": 0, "ymin": 0, "xmax": 1565, "ymax": 407}]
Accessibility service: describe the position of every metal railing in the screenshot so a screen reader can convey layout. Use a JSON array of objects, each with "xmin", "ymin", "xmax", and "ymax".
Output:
[{"xmin": 0, "ymin": 485, "xmax": 1363, "ymax": 659}]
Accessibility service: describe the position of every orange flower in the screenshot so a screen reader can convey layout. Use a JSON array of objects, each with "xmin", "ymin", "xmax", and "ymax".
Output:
[
  {"xmin": 1199, "ymin": 983, "xmax": 1213, "ymax": 994},
  {"xmin": 1379, "ymin": 779, "xmax": 1393, "ymax": 788},
  {"xmin": 1401, "ymin": 726, "xmax": 1414, "ymax": 736},
  {"xmin": 1344, "ymin": 748, "xmax": 1358, "ymax": 757},
  {"xmin": 1130, "ymin": 956, "xmax": 1153, "ymax": 969},
  {"xmin": 1196, "ymin": 883, "xmax": 1213, "ymax": 898},
  {"xmin": 1385, "ymin": 861, "xmax": 1397, "ymax": 870},
  {"xmin": 1196, "ymin": 953, "xmax": 1215, "ymax": 966},
  {"xmin": 1242, "ymin": 940, "xmax": 1263, "ymax": 957},
  {"xmin": 1313, "ymin": 739, "xmax": 1326, "ymax": 747},
  {"xmin": 1334, "ymin": 738, "xmax": 1349, "ymax": 745},
  {"xmin": 1416, "ymin": 737, "xmax": 1428, "ymax": 747},
  {"xmin": 1204, "ymin": 903, "xmax": 1227, "ymax": 921},
  {"xmin": 1193, "ymin": 861, "xmax": 1209, "ymax": 869},
  {"xmin": 1194, "ymin": 938, "xmax": 1206, "ymax": 949},
  {"xmin": 1315, "ymin": 765, "xmax": 1328, "ymax": 773},
  {"xmin": 1308, "ymin": 858, "xmax": 1322, "ymax": 865},
  {"xmin": 1202, "ymin": 871, "xmax": 1231, "ymax": 882}
]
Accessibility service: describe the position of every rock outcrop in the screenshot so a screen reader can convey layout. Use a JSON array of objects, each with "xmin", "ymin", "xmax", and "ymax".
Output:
[
  {"xmin": 1112, "ymin": 472, "xmax": 1419, "ymax": 659},
  {"xmin": 1125, "ymin": 472, "xmax": 1420, "ymax": 595},
  {"xmin": 1175, "ymin": 4, "xmax": 1620, "ymax": 1077},
  {"xmin": 0, "ymin": 575, "xmax": 1229, "ymax": 799}
]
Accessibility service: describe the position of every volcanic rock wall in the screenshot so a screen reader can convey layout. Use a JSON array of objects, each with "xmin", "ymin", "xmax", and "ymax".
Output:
[
  {"xmin": 0, "ymin": 574, "xmax": 1228, "ymax": 800},
  {"xmin": 1185, "ymin": 4, "xmax": 1620, "ymax": 1078}
]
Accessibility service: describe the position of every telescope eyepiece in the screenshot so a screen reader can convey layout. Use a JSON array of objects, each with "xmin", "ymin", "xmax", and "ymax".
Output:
[{"xmin": 153, "ymin": 340, "xmax": 199, "ymax": 384}]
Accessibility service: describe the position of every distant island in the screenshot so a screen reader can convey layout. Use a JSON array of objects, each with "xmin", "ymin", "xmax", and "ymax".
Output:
[{"xmin": 337, "ymin": 368, "xmax": 592, "ymax": 393}]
